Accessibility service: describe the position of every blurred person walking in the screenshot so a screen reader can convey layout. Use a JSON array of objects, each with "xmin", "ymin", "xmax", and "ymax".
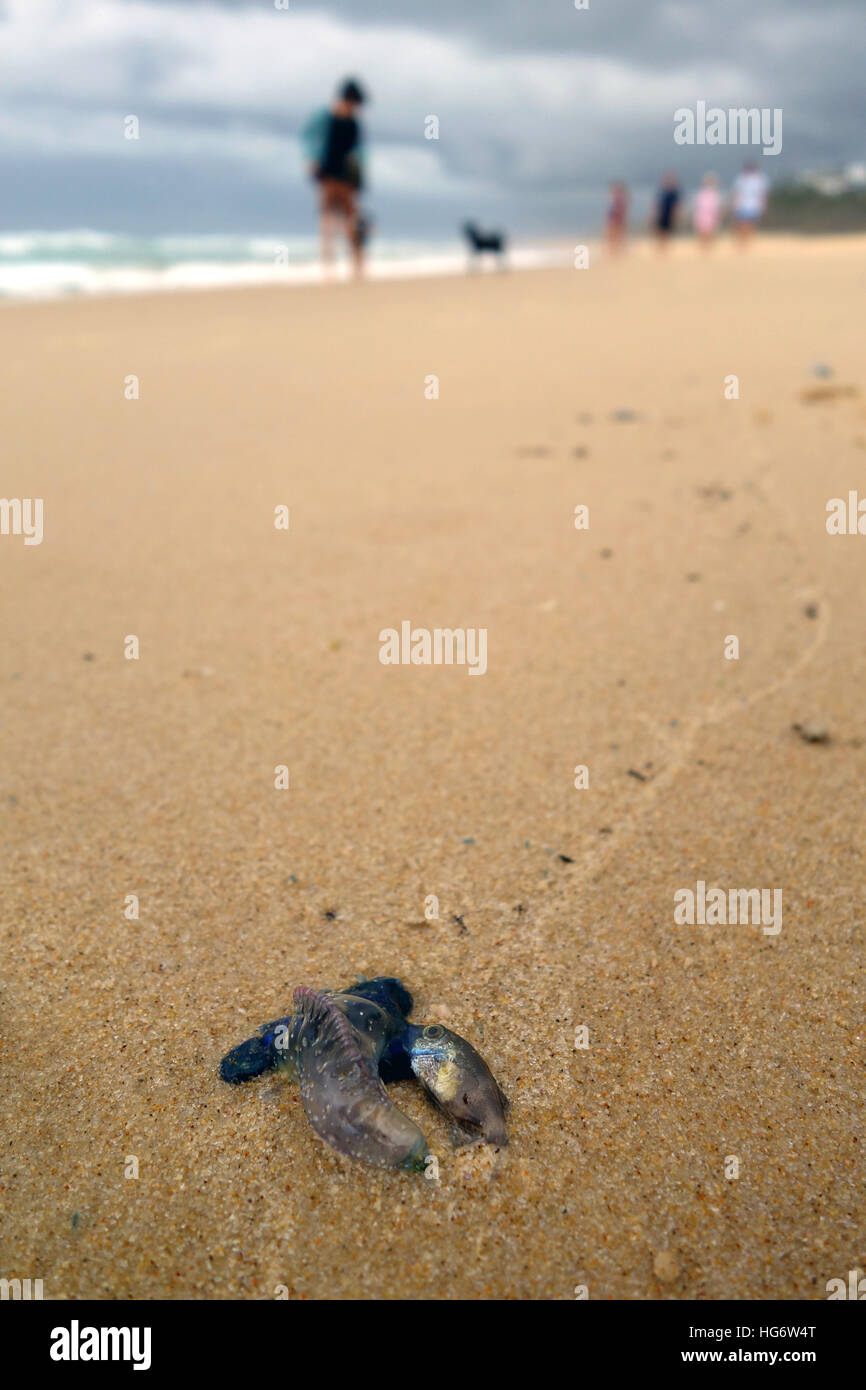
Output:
[
  {"xmin": 301, "ymin": 78, "xmax": 369, "ymax": 278},
  {"xmin": 605, "ymin": 181, "xmax": 629, "ymax": 255},
  {"xmin": 730, "ymin": 161, "xmax": 769, "ymax": 247},
  {"xmin": 693, "ymin": 173, "xmax": 722, "ymax": 249},
  {"xmin": 652, "ymin": 171, "xmax": 681, "ymax": 251}
]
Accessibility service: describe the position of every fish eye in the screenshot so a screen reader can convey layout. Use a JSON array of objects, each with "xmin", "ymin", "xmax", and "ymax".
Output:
[{"xmin": 423, "ymin": 1025, "xmax": 444, "ymax": 1041}]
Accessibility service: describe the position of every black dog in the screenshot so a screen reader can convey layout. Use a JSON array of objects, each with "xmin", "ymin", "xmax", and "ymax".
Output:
[{"xmin": 462, "ymin": 221, "xmax": 507, "ymax": 268}]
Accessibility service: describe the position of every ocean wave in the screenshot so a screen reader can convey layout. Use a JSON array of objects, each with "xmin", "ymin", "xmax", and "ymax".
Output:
[{"xmin": 0, "ymin": 231, "xmax": 568, "ymax": 300}]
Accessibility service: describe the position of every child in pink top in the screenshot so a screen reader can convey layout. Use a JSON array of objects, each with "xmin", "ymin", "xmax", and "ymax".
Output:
[{"xmin": 693, "ymin": 174, "xmax": 722, "ymax": 247}]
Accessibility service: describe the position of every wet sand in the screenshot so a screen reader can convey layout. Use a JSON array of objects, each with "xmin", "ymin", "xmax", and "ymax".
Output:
[{"xmin": 1, "ymin": 236, "xmax": 864, "ymax": 1299}]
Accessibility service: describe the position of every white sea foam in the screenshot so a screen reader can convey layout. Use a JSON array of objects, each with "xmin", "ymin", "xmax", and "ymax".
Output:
[{"xmin": 0, "ymin": 231, "xmax": 569, "ymax": 301}]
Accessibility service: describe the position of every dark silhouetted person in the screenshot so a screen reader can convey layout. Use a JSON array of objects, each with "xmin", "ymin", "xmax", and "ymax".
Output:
[
  {"xmin": 301, "ymin": 78, "xmax": 368, "ymax": 278},
  {"xmin": 653, "ymin": 171, "xmax": 681, "ymax": 251}
]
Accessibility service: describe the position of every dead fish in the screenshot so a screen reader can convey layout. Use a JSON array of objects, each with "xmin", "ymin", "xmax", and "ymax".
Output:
[{"xmin": 404, "ymin": 1023, "xmax": 509, "ymax": 1147}]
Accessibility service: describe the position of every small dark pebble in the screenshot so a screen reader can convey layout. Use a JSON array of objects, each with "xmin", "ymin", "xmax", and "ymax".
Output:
[
  {"xmin": 600, "ymin": 548, "xmax": 613, "ymax": 558},
  {"xmin": 323, "ymin": 909, "xmax": 337, "ymax": 920},
  {"xmin": 685, "ymin": 572, "xmax": 701, "ymax": 582},
  {"xmin": 803, "ymin": 603, "xmax": 819, "ymax": 619},
  {"xmin": 612, "ymin": 409, "xmax": 639, "ymax": 422},
  {"xmin": 453, "ymin": 914, "xmax": 468, "ymax": 934},
  {"xmin": 573, "ymin": 446, "xmax": 589, "ymax": 458},
  {"xmin": 696, "ymin": 484, "xmax": 732, "ymax": 502},
  {"xmin": 792, "ymin": 720, "xmax": 829, "ymax": 744},
  {"xmin": 598, "ymin": 827, "xmax": 613, "ymax": 835},
  {"xmin": 462, "ymin": 837, "xmax": 475, "ymax": 844},
  {"xmin": 627, "ymin": 768, "xmax": 647, "ymax": 782},
  {"xmin": 557, "ymin": 854, "xmax": 574, "ymax": 863},
  {"xmin": 82, "ymin": 652, "xmax": 96, "ymax": 662},
  {"xmin": 71, "ymin": 1212, "xmax": 79, "ymax": 1229}
]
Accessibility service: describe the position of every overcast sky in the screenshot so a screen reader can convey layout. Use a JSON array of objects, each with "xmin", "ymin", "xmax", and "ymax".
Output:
[{"xmin": 3, "ymin": 0, "xmax": 864, "ymax": 236}]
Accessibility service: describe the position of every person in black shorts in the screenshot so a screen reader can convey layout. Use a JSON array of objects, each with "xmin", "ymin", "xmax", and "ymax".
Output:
[
  {"xmin": 304, "ymin": 78, "xmax": 368, "ymax": 277},
  {"xmin": 653, "ymin": 171, "xmax": 681, "ymax": 251}
]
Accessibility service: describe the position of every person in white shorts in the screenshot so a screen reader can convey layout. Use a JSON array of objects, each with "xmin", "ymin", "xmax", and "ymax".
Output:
[{"xmin": 731, "ymin": 162, "xmax": 769, "ymax": 246}]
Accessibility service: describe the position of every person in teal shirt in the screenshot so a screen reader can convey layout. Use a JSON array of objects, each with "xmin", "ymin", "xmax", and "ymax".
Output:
[{"xmin": 301, "ymin": 78, "xmax": 368, "ymax": 277}]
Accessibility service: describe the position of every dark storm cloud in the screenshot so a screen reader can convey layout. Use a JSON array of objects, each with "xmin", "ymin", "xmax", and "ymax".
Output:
[
  {"xmin": 2, "ymin": 0, "xmax": 863, "ymax": 234},
  {"xmin": 152, "ymin": 0, "xmax": 862, "ymax": 68}
]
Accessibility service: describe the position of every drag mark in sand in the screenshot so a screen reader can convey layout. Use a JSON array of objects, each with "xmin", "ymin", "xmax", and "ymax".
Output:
[{"xmin": 573, "ymin": 459, "xmax": 830, "ymax": 890}]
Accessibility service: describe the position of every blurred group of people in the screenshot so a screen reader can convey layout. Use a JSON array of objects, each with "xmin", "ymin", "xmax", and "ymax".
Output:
[
  {"xmin": 605, "ymin": 163, "xmax": 770, "ymax": 255},
  {"xmin": 300, "ymin": 77, "xmax": 773, "ymax": 278}
]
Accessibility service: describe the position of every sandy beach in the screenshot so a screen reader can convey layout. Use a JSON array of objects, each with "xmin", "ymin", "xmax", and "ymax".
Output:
[{"xmin": 1, "ymin": 235, "xmax": 864, "ymax": 1300}]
